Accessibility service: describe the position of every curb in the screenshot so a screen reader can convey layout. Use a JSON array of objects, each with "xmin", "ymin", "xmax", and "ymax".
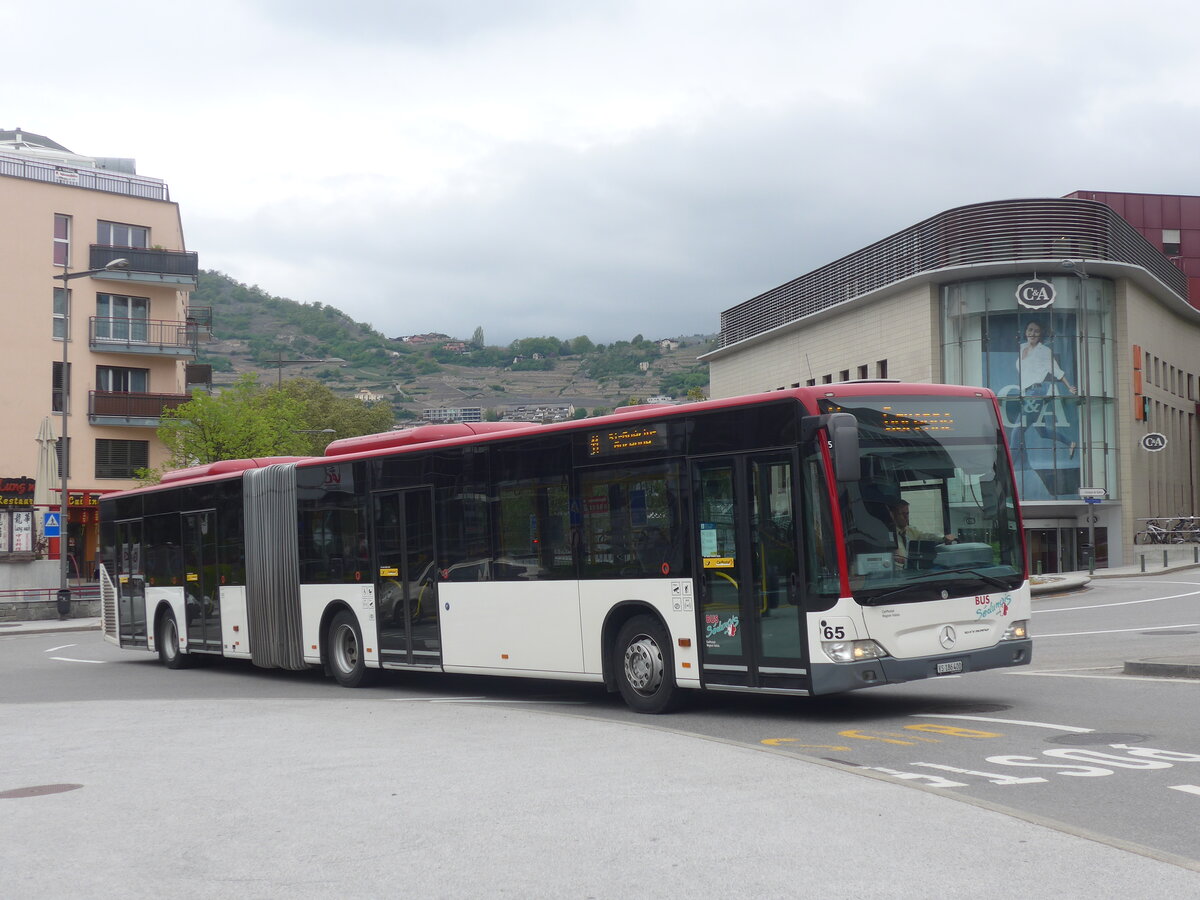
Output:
[
  {"xmin": 0, "ymin": 621, "xmax": 101, "ymax": 636},
  {"xmin": 1124, "ymin": 658, "xmax": 1200, "ymax": 680}
]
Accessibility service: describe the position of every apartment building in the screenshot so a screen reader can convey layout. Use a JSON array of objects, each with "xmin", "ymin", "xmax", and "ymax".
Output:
[
  {"xmin": 702, "ymin": 195, "xmax": 1200, "ymax": 572},
  {"xmin": 0, "ymin": 129, "xmax": 206, "ymax": 581}
]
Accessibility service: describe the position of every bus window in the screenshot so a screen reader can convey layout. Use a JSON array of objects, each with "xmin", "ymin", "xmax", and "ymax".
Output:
[{"xmin": 578, "ymin": 463, "xmax": 686, "ymax": 579}]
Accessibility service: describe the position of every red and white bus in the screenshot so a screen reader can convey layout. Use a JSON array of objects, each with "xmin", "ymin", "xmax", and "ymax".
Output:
[{"xmin": 99, "ymin": 383, "xmax": 1030, "ymax": 712}]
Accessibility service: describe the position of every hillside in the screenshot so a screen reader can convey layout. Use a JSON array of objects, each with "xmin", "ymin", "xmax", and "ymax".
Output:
[{"xmin": 190, "ymin": 271, "xmax": 714, "ymax": 420}]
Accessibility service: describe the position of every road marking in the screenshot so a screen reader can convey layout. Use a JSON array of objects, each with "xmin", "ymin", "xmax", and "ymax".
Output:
[
  {"xmin": 45, "ymin": 644, "xmax": 76, "ymax": 653},
  {"xmin": 916, "ymin": 713, "xmax": 1093, "ymax": 733},
  {"xmin": 762, "ymin": 739, "xmax": 851, "ymax": 750},
  {"xmin": 1037, "ymin": 588, "xmax": 1200, "ymax": 614},
  {"xmin": 389, "ymin": 696, "xmax": 488, "ymax": 702},
  {"xmin": 1169, "ymin": 785, "xmax": 1200, "ymax": 797},
  {"xmin": 48, "ymin": 657, "xmax": 105, "ymax": 664},
  {"xmin": 1037, "ymin": 623, "xmax": 1200, "ymax": 638}
]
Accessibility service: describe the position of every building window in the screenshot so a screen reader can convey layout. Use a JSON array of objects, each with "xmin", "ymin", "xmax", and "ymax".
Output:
[
  {"xmin": 857, "ymin": 364, "xmax": 868, "ymax": 379},
  {"xmin": 52, "ymin": 362, "xmax": 71, "ymax": 413},
  {"xmin": 97, "ymin": 220, "xmax": 149, "ymax": 249},
  {"xmin": 876, "ymin": 359, "xmax": 888, "ymax": 379},
  {"xmin": 96, "ymin": 366, "xmax": 149, "ymax": 393},
  {"xmin": 822, "ymin": 374, "xmax": 833, "ymax": 384},
  {"xmin": 805, "ymin": 378, "xmax": 816, "ymax": 387},
  {"xmin": 56, "ymin": 437, "xmax": 71, "ymax": 478},
  {"xmin": 95, "ymin": 439, "xmax": 149, "ymax": 479},
  {"xmin": 1163, "ymin": 229, "xmax": 1181, "ymax": 256},
  {"xmin": 53, "ymin": 286, "xmax": 69, "ymax": 340},
  {"xmin": 839, "ymin": 369, "xmax": 850, "ymax": 382},
  {"xmin": 54, "ymin": 214, "xmax": 70, "ymax": 266},
  {"xmin": 95, "ymin": 294, "xmax": 150, "ymax": 341}
]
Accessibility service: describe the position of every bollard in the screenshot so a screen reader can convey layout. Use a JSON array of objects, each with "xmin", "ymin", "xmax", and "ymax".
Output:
[
  {"xmin": 1036, "ymin": 560, "xmax": 1043, "ymax": 576},
  {"xmin": 1164, "ymin": 550, "xmax": 1169, "ymax": 568},
  {"xmin": 1195, "ymin": 546, "xmax": 1199, "ymax": 564},
  {"xmin": 1140, "ymin": 554, "xmax": 1146, "ymax": 573}
]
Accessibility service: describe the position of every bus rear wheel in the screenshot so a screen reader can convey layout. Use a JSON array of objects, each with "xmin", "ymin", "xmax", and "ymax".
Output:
[
  {"xmin": 615, "ymin": 614, "xmax": 679, "ymax": 714},
  {"xmin": 327, "ymin": 610, "xmax": 375, "ymax": 688},
  {"xmin": 157, "ymin": 609, "xmax": 189, "ymax": 670}
]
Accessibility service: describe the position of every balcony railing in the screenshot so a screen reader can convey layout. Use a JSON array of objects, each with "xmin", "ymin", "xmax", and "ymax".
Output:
[
  {"xmin": 90, "ymin": 245, "xmax": 199, "ymax": 279},
  {"xmin": 89, "ymin": 317, "xmax": 202, "ymax": 356},
  {"xmin": 89, "ymin": 390, "xmax": 191, "ymax": 426},
  {"xmin": 0, "ymin": 151, "xmax": 169, "ymax": 200}
]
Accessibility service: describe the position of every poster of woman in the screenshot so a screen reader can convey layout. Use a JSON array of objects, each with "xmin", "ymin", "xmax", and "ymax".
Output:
[{"xmin": 985, "ymin": 312, "xmax": 1081, "ymax": 501}]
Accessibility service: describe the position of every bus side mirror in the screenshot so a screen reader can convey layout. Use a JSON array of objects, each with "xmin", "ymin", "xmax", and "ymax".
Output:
[{"xmin": 827, "ymin": 412, "xmax": 860, "ymax": 482}]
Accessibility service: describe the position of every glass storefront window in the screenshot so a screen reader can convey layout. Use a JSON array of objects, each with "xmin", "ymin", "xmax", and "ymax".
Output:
[{"xmin": 941, "ymin": 275, "xmax": 1115, "ymax": 502}]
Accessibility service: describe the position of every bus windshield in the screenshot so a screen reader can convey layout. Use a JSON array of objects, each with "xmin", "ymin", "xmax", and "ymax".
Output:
[{"xmin": 820, "ymin": 395, "xmax": 1025, "ymax": 603}]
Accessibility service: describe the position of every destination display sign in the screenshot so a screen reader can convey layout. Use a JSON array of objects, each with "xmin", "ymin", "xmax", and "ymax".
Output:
[{"xmin": 587, "ymin": 423, "xmax": 667, "ymax": 457}]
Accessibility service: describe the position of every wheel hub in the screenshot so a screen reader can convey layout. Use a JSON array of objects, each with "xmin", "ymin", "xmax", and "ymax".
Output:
[{"xmin": 624, "ymin": 636, "xmax": 664, "ymax": 694}]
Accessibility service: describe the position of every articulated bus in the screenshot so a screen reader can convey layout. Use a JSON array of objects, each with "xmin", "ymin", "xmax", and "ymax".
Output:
[{"xmin": 98, "ymin": 383, "xmax": 1031, "ymax": 713}]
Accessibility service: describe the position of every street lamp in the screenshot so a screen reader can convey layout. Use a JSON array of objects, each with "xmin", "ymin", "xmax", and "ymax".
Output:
[
  {"xmin": 52, "ymin": 257, "xmax": 130, "ymax": 617},
  {"xmin": 1061, "ymin": 259, "xmax": 1096, "ymax": 574},
  {"xmin": 273, "ymin": 354, "xmax": 346, "ymax": 386}
]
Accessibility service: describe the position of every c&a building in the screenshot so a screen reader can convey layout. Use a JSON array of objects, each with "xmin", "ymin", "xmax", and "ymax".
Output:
[{"xmin": 703, "ymin": 194, "xmax": 1200, "ymax": 572}]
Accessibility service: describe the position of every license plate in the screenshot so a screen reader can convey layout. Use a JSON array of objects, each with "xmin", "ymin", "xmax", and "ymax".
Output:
[{"xmin": 936, "ymin": 660, "xmax": 963, "ymax": 675}]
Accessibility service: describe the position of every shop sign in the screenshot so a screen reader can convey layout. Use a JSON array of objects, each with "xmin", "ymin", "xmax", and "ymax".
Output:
[
  {"xmin": 0, "ymin": 477, "xmax": 35, "ymax": 507},
  {"xmin": 1015, "ymin": 278, "xmax": 1056, "ymax": 310},
  {"xmin": 68, "ymin": 492, "xmax": 101, "ymax": 507},
  {"xmin": 1140, "ymin": 433, "xmax": 1168, "ymax": 452}
]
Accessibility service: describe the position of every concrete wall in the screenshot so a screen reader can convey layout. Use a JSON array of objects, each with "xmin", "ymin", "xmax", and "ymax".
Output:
[{"xmin": 708, "ymin": 283, "xmax": 941, "ymax": 398}]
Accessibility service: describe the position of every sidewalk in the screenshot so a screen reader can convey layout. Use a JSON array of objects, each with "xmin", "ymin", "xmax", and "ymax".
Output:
[{"xmin": 0, "ymin": 616, "xmax": 101, "ymax": 636}]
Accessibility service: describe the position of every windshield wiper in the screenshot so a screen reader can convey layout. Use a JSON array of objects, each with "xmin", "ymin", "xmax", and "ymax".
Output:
[
  {"xmin": 859, "ymin": 567, "xmax": 1016, "ymax": 606},
  {"xmin": 931, "ymin": 567, "xmax": 1014, "ymax": 590}
]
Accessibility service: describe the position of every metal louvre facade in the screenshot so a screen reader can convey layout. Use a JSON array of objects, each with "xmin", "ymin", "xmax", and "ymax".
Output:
[
  {"xmin": 718, "ymin": 198, "xmax": 1189, "ymax": 348},
  {"xmin": 243, "ymin": 463, "xmax": 306, "ymax": 670}
]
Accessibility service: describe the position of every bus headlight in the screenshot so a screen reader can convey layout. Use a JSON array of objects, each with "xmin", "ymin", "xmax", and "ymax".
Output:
[
  {"xmin": 1001, "ymin": 619, "xmax": 1029, "ymax": 641},
  {"xmin": 822, "ymin": 639, "xmax": 887, "ymax": 663}
]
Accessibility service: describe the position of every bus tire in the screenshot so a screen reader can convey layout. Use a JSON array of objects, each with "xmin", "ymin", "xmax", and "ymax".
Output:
[
  {"xmin": 157, "ymin": 609, "xmax": 189, "ymax": 670},
  {"xmin": 615, "ymin": 614, "xmax": 679, "ymax": 714},
  {"xmin": 327, "ymin": 609, "xmax": 375, "ymax": 688}
]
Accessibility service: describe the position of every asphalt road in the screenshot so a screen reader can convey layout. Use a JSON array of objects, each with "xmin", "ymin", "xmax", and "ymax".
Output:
[{"xmin": 2, "ymin": 571, "xmax": 1199, "ymax": 896}]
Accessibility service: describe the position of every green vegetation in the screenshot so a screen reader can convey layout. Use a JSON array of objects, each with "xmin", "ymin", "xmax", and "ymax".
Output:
[{"xmin": 137, "ymin": 374, "xmax": 395, "ymax": 483}]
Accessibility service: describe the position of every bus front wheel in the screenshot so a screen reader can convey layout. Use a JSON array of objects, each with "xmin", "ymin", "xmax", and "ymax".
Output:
[
  {"xmin": 615, "ymin": 614, "xmax": 679, "ymax": 714},
  {"xmin": 157, "ymin": 609, "xmax": 189, "ymax": 670},
  {"xmin": 327, "ymin": 610, "xmax": 375, "ymax": 688}
]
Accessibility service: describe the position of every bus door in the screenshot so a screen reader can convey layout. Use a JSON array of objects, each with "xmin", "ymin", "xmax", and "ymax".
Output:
[
  {"xmin": 182, "ymin": 509, "xmax": 220, "ymax": 650},
  {"xmin": 691, "ymin": 454, "xmax": 808, "ymax": 691},
  {"xmin": 372, "ymin": 487, "xmax": 440, "ymax": 667},
  {"xmin": 114, "ymin": 519, "xmax": 147, "ymax": 647}
]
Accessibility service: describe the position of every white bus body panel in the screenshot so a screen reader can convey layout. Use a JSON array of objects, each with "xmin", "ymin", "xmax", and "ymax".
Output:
[
  {"xmin": 859, "ymin": 582, "xmax": 1032, "ymax": 658},
  {"xmin": 300, "ymin": 584, "xmax": 378, "ymax": 667},
  {"xmin": 579, "ymin": 579, "xmax": 701, "ymax": 690},
  {"xmin": 220, "ymin": 586, "xmax": 251, "ymax": 659},
  {"xmin": 439, "ymin": 581, "xmax": 585, "ymax": 674},
  {"xmin": 144, "ymin": 586, "xmax": 186, "ymax": 656}
]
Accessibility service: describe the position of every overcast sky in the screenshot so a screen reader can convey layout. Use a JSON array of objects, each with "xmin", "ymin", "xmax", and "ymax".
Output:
[{"xmin": 8, "ymin": 0, "xmax": 1198, "ymax": 344}]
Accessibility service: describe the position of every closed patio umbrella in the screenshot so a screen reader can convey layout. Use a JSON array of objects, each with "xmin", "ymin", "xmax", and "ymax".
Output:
[{"xmin": 34, "ymin": 416, "xmax": 59, "ymax": 544}]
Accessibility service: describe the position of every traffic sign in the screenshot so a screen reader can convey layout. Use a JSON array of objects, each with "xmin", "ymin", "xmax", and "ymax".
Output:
[
  {"xmin": 1078, "ymin": 487, "xmax": 1107, "ymax": 499},
  {"xmin": 43, "ymin": 512, "xmax": 61, "ymax": 537},
  {"xmin": 1084, "ymin": 498, "xmax": 1102, "ymax": 504},
  {"xmin": 1141, "ymin": 432, "xmax": 1168, "ymax": 452}
]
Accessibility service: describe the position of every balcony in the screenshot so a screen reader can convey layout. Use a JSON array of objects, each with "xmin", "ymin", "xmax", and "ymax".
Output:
[
  {"xmin": 89, "ymin": 245, "xmax": 199, "ymax": 290},
  {"xmin": 89, "ymin": 317, "xmax": 204, "ymax": 357},
  {"xmin": 89, "ymin": 390, "xmax": 191, "ymax": 427}
]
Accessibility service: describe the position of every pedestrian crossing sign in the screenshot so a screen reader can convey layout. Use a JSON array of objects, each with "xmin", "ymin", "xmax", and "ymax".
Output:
[{"xmin": 43, "ymin": 513, "xmax": 61, "ymax": 537}]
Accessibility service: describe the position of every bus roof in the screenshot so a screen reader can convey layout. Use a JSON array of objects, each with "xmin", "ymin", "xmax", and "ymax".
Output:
[{"xmin": 102, "ymin": 383, "xmax": 997, "ymax": 498}]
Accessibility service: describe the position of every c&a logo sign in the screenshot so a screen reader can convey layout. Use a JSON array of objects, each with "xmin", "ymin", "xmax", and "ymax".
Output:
[{"xmin": 1016, "ymin": 278, "xmax": 1056, "ymax": 310}]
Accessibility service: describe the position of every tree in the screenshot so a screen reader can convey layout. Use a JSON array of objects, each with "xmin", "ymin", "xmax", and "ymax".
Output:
[
  {"xmin": 471, "ymin": 326, "xmax": 485, "ymax": 348},
  {"xmin": 139, "ymin": 374, "xmax": 396, "ymax": 482},
  {"xmin": 276, "ymin": 378, "xmax": 396, "ymax": 454},
  {"xmin": 148, "ymin": 375, "xmax": 310, "ymax": 478}
]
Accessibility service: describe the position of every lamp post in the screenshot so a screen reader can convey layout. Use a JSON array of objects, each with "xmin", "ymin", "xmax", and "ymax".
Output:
[
  {"xmin": 273, "ymin": 354, "xmax": 345, "ymax": 387},
  {"xmin": 52, "ymin": 257, "xmax": 129, "ymax": 617},
  {"xmin": 1061, "ymin": 259, "xmax": 1095, "ymax": 573}
]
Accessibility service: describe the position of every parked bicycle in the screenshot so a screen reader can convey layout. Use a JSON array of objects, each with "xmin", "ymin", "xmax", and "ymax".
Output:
[{"xmin": 1134, "ymin": 516, "xmax": 1200, "ymax": 544}]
